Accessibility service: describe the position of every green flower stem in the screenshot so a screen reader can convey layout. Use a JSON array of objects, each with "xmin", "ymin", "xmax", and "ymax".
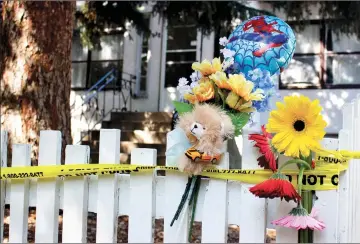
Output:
[
  {"xmin": 188, "ymin": 176, "xmax": 201, "ymax": 242},
  {"xmin": 278, "ymin": 159, "xmax": 311, "ymax": 173},
  {"xmin": 297, "ymin": 166, "xmax": 306, "ymax": 196}
]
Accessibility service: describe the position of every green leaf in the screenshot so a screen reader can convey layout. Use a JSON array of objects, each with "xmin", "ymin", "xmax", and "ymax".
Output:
[
  {"xmin": 227, "ymin": 112, "xmax": 251, "ymax": 136},
  {"xmin": 173, "ymin": 101, "xmax": 194, "ymax": 115}
]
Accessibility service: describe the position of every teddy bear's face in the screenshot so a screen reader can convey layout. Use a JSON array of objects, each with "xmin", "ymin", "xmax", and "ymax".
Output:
[{"xmin": 177, "ymin": 103, "xmax": 235, "ymax": 152}]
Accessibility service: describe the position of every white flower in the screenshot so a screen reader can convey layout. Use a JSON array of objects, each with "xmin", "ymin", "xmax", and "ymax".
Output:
[
  {"xmin": 178, "ymin": 77, "xmax": 189, "ymax": 87},
  {"xmin": 177, "ymin": 85, "xmax": 192, "ymax": 96},
  {"xmin": 190, "ymin": 71, "xmax": 202, "ymax": 82},
  {"xmin": 249, "ymin": 68, "xmax": 263, "ymax": 80},
  {"xmin": 222, "ymin": 57, "xmax": 234, "ymax": 71},
  {"xmin": 190, "ymin": 81, "xmax": 199, "ymax": 89},
  {"xmin": 220, "ymin": 48, "xmax": 236, "ymax": 58},
  {"xmin": 219, "ymin": 37, "xmax": 228, "ymax": 46}
]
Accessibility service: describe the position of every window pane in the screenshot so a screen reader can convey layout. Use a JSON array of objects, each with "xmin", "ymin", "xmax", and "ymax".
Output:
[
  {"xmin": 326, "ymin": 54, "xmax": 360, "ymax": 85},
  {"xmin": 293, "ymin": 24, "xmax": 321, "ymax": 54},
  {"xmin": 167, "ymin": 25, "xmax": 197, "ymax": 50},
  {"xmin": 71, "ymin": 62, "xmax": 87, "ymax": 88},
  {"xmin": 280, "ymin": 56, "xmax": 321, "ymax": 87},
  {"xmin": 89, "ymin": 60, "xmax": 122, "ymax": 87},
  {"xmin": 71, "ymin": 33, "xmax": 88, "ymax": 61},
  {"xmin": 165, "ymin": 62, "xmax": 193, "ymax": 88},
  {"xmin": 331, "ymin": 33, "xmax": 360, "ymax": 52},
  {"xmin": 166, "ymin": 51, "xmax": 196, "ymax": 62},
  {"xmin": 91, "ymin": 34, "xmax": 124, "ymax": 61}
]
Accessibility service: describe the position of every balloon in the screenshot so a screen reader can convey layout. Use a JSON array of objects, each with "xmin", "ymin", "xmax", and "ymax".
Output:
[{"xmin": 225, "ymin": 15, "xmax": 296, "ymax": 77}]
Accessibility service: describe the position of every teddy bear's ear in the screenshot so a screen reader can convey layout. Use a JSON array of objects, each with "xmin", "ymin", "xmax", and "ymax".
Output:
[{"xmin": 220, "ymin": 114, "xmax": 235, "ymax": 139}]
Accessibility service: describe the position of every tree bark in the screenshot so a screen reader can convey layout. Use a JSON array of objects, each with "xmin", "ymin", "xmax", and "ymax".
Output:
[{"xmin": 0, "ymin": 1, "xmax": 75, "ymax": 165}]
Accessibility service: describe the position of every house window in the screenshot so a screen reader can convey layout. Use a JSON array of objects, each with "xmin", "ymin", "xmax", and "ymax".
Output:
[
  {"xmin": 324, "ymin": 26, "xmax": 360, "ymax": 87},
  {"xmin": 71, "ymin": 31, "xmax": 88, "ymax": 88},
  {"xmin": 137, "ymin": 16, "xmax": 151, "ymax": 96},
  {"xmin": 280, "ymin": 22, "xmax": 360, "ymax": 89},
  {"xmin": 71, "ymin": 31, "xmax": 124, "ymax": 89},
  {"xmin": 164, "ymin": 20, "xmax": 198, "ymax": 87}
]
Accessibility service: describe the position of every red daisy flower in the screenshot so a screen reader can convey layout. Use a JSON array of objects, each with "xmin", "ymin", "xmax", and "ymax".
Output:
[
  {"xmin": 249, "ymin": 125, "xmax": 278, "ymax": 171},
  {"xmin": 249, "ymin": 173, "xmax": 302, "ymax": 202}
]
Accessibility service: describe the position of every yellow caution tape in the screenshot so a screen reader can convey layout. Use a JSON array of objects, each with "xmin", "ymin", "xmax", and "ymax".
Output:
[{"xmin": 0, "ymin": 159, "xmax": 348, "ymax": 191}]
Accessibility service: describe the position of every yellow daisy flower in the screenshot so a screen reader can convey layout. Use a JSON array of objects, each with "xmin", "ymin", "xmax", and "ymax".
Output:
[
  {"xmin": 183, "ymin": 81, "xmax": 215, "ymax": 104},
  {"xmin": 192, "ymin": 58, "xmax": 222, "ymax": 76},
  {"xmin": 266, "ymin": 95, "xmax": 327, "ymax": 158},
  {"xmin": 209, "ymin": 71, "xmax": 232, "ymax": 90},
  {"xmin": 225, "ymin": 93, "xmax": 255, "ymax": 112},
  {"xmin": 227, "ymin": 74, "xmax": 264, "ymax": 101}
]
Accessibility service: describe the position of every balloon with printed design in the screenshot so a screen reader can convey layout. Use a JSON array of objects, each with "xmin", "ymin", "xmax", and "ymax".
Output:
[{"xmin": 225, "ymin": 15, "xmax": 296, "ymax": 76}]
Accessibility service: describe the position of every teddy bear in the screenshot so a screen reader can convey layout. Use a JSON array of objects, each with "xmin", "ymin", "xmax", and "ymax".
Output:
[{"xmin": 175, "ymin": 103, "xmax": 235, "ymax": 175}]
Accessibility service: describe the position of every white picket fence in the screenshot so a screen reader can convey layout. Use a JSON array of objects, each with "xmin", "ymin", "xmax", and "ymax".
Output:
[{"xmin": 0, "ymin": 96, "xmax": 359, "ymax": 243}]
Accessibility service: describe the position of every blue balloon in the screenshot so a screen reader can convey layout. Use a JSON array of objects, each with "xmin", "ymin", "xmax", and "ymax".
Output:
[{"xmin": 225, "ymin": 15, "xmax": 296, "ymax": 76}]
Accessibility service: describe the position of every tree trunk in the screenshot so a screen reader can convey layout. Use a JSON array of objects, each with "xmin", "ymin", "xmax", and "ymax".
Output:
[{"xmin": 0, "ymin": 1, "xmax": 75, "ymax": 165}]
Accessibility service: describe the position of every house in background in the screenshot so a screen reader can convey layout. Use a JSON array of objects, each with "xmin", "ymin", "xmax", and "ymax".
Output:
[{"xmin": 70, "ymin": 1, "xmax": 360, "ymax": 163}]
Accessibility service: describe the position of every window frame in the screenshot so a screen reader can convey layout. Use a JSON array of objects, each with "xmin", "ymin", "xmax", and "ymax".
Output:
[{"xmin": 71, "ymin": 31, "xmax": 124, "ymax": 91}]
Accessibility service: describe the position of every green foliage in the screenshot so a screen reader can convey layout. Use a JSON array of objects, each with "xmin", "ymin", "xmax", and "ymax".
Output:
[
  {"xmin": 227, "ymin": 112, "xmax": 251, "ymax": 136},
  {"xmin": 172, "ymin": 101, "xmax": 193, "ymax": 115}
]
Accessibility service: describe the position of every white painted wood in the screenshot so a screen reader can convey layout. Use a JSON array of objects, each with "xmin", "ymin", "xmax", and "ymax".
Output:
[
  {"xmin": 0, "ymin": 131, "xmax": 8, "ymax": 241},
  {"xmin": 239, "ymin": 125, "xmax": 267, "ymax": 243},
  {"xmin": 164, "ymin": 130, "xmax": 190, "ymax": 243},
  {"xmin": 337, "ymin": 101, "xmax": 355, "ymax": 243},
  {"xmin": 313, "ymin": 138, "xmax": 339, "ymax": 243},
  {"xmin": 34, "ymin": 130, "xmax": 62, "ymax": 243},
  {"xmin": 9, "ymin": 144, "xmax": 31, "ymax": 243},
  {"xmin": 96, "ymin": 129, "xmax": 121, "ymax": 243},
  {"xmin": 202, "ymin": 152, "xmax": 229, "ymax": 243},
  {"xmin": 62, "ymin": 145, "xmax": 90, "ymax": 243},
  {"xmin": 274, "ymin": 154, "xmax": 298, "ymax": 243},
  {"xmin": 338, "ymin": 132, "xmax": 351, "ymax": 241},
  {"xmin": 351, "ymin": 112, "xmax": 360, "ymax": 242},
  {"xmin": 128, "ymin": 148, "xmax": 157, "ymax": 243}
]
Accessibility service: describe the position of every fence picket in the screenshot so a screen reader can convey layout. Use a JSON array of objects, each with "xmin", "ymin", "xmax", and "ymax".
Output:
[
  {"xmin": 239, "ymin": 129, "xmax": 267, "ymax": 243},
  {"xmin": 274, "ymin": 154, "xmax": 298, "ymax": 243},
  {"xmin": 34, "ymin": 131, "xmax": 62, "ymax": 243},
  {"xmin": 128, "ymin": 148, "xmax": 157, "ymax": 243},
  {"xmin": 352, "ymin": 99, "xmax": 360, "ymax": 242},
  {"xmin": 62, "ymin": 145, "xmax": 90, "ymax": 243},
  {"xmin": 313, "ymin": 138, "xmax": 339, "ymax": 243},
  {"xmin": 9, "ymin": 144, "xmax": 31, "ymax": 243},
  {"xmin": 164, "ymin": 130, "xmax": 190, "ymax": 243},
  {"xmin": 96, "ymin": 129, "xmax": 121, "ymax": 243},
  {"xmin": 202, "ymin": 152, "xmax": 229, "ymax": 243},
  {"xmin": 0, "ymin": 131, "xmax": 8, "ymax": 242}
]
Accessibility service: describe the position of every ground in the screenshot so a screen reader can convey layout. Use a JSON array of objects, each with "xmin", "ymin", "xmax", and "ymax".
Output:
[{"xmin": 2, "ymin": 207, "xmax": 276, "ymax": 243}]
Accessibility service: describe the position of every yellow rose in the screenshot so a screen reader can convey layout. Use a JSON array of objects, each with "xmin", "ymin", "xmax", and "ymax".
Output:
[
  {"xmin": 227, "ymin": 74, "xmax": 264, "ymax": 101},
  {"xmin": 192, "ymin": 58, "xmax": 222, "ymax": 76},
  {"xmin": 209, "ymin": 71, "xmax": 232, "ymax": 90},
  {"xmin": 226, "ymin": 92, "xmax": 255, "ymax": 112},
  {"xmin": 183, "ymin": 81, "xmax": 215, "ymax": 104}
]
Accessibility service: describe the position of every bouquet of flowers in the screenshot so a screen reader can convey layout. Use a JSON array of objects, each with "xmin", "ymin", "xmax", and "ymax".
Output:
[{"xmin": 174, "ymin": 37, "xmax": 278, "ymax": 136}]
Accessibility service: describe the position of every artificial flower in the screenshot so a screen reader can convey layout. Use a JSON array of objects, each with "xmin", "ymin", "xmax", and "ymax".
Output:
[
  {"xmin": 266, "ymin": 95, "xmax": 327, "ymax": 158},
  {"xmin": 249, "ymin": 172, "xmax": 301, "ymax": 202},
  {"xmin": 226, "ymin": 94, "xmax": 255, "ymax": 112},
  {"xmin": 249, "ymin": 125, "xmax": 278, "ymax": 171},
  {"xmin": 190, "ymin": 71, "xmax": 202, "ymax": 82},
  {"xmin": 209, "ymin": 71, "xmax": 232, "ymax": 90},
  {"xmin": 227, "ymin": 74, "xmax": 264, "ymax": 102},
  {"xmin": 192, "ymin": 58, "xmax": 222, "ymax": 77},
  {"xmin": 222, "ymin": 57, "xmax": 234, "ymax": 71},
  {"xmin": 219, "ymin": 36, "xmax": 228, "ymax": 46},
  {"xmin": 272, "ymin": 206, "xmax": 325, "ymax": 230},
  {"xmin": 183, "ymin": 81, "xmax": 215, "ymax": 104},
  {"xmin": 178, "ymin": 77, "xmax": 189, "ymax": 86},
  {"xmin": 220, "ymin": 48, "xmax": 236, "ymax": 58}
]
